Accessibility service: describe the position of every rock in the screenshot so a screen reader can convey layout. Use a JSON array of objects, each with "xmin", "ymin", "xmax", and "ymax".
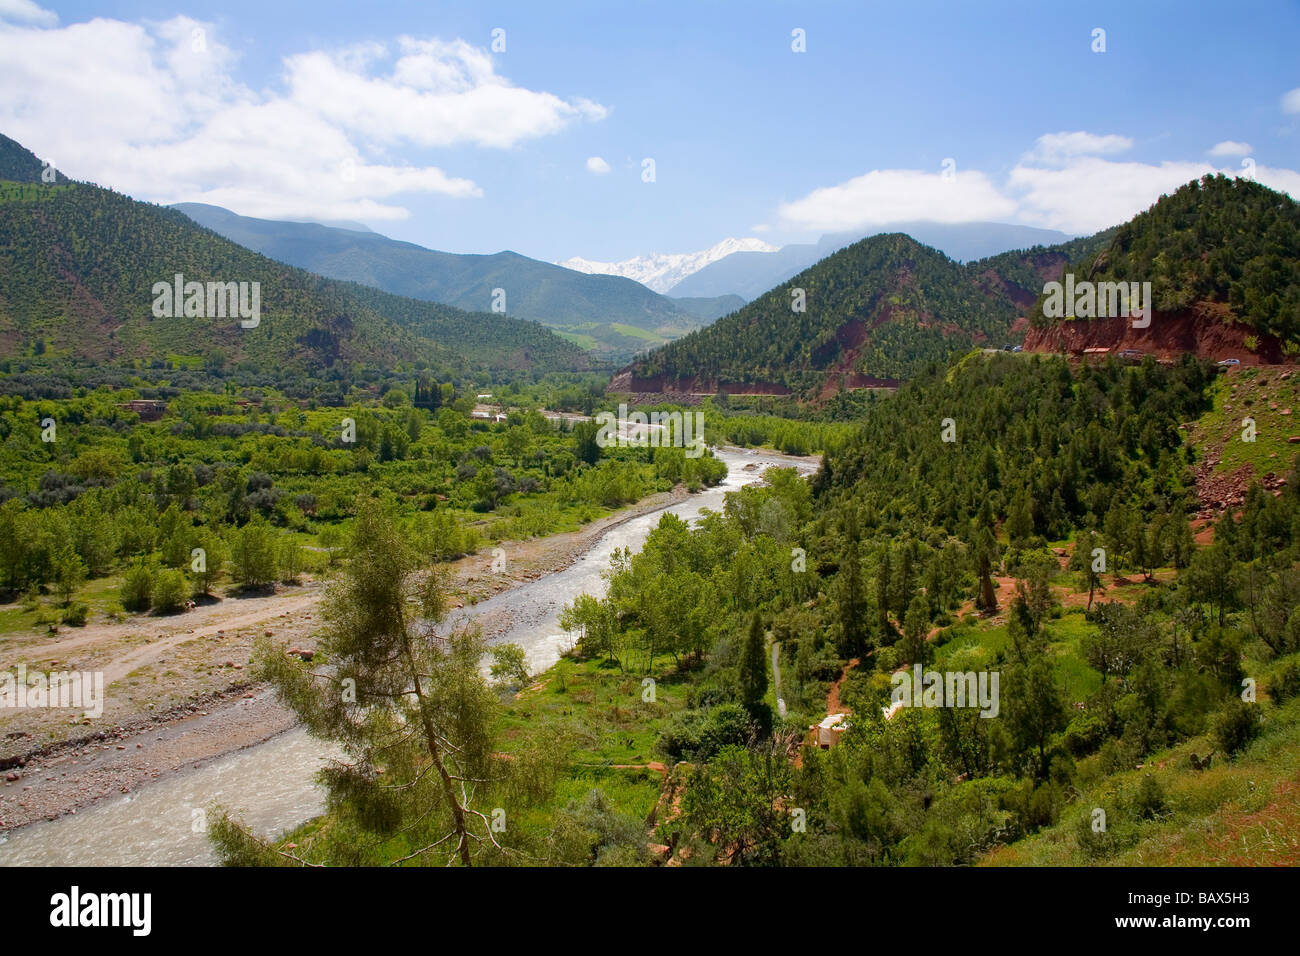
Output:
[
  {"xmin": 1289, "ymin": 437, "xmax": 1300, "ymax": 444},
  {"xmin": 5, "ymin": 772, "xmax": 19, "ymax": 782}
]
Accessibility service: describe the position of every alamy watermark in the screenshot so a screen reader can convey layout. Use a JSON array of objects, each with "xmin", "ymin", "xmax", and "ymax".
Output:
[
  {"xmin": 1, "ymin": 664, "xmax": 104, "ymax": 718},
  {"xmin": 1042, "ymin": 275, "xmax": 1151, "ymax": 329},
  {"xmin": 152, "ymin": 273, "xmax": 260, "ymax": 328},
  {"xmin": 595, "ymin": 405, "xmax": 705, "ymax": 458},
  {"xmin": 886, "ymin": 665, "xmax": 1000, "ymax": 718}
]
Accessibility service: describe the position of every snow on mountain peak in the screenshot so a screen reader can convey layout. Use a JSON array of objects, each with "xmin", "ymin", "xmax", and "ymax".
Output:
[{"xmin": 560, "ymin": 237, "xmax": 778, "ymax": 293}]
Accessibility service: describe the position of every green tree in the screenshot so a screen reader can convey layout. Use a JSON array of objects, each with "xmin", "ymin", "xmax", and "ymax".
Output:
[
  {"xmin": 902, "ymin": 592, "xmax": 931, "ymax": 667},
  {"xmin": 738, "ymin": 612, "xmax": 768, "ymax": 717},
  {"xmin": 152, "ymin": 568, "xmax": 188, "ymax": 614},
  {"xmin": 489, "ymin": 643, "xmax": 530, "ymax": 687},
  {"xmin": 212, "ymin": 498, "xmax": 497, "ymax": 866},
  {"xmin": 120, "ymin": 560, "xmax": 154, "ymax": 612},
  {"xmin": 229, "ymin": 519, "xmax": 278, "ymax": 589},
  {"xmin": 51, "ymin": 542, "xmax": 86, "ymax": 606}
]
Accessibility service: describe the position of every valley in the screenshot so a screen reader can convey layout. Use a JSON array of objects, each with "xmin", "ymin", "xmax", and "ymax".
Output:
[{"xmin": 1, "ymin": 71, "xmax": 1299, "ymax": 879}]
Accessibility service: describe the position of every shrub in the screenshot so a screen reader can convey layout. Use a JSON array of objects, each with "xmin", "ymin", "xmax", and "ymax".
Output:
[
  {"xmin": 1130, "ymin": 774, "xmax": 1166, "ymax": 820},
  {"xmin": 489, "ymin": 643, "xmax": 530, "ymax": 687},
  {"xmin": 61, "ymin": 602, "xmax": 89, "ymax": 627},
  {"xmin": 1062, "ymin": 712, "xmax": 1108, "ymax": 757},
  {"xmin": 1212, "ymin": 698, "xmax": 1261, "ymax": 756},
  {"xmin": 121, "ymin": 561, "xmax": 154, "ymax": 612},
  {"xmin": 152, "ymin": 568, "xmax": 188, "ymax": 614},
  {"xmin": 1267, "ymin": 658, "xmax": 1300, "ymax": 704},
  {"xmin": 656, "ymin": 704, "xmax": 752, "ymax": 763}
]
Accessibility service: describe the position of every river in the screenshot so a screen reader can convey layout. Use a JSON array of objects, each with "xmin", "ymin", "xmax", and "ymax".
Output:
[{"xmin": 0, "ymin": 446, "xmax": 816, "ymax": 866}]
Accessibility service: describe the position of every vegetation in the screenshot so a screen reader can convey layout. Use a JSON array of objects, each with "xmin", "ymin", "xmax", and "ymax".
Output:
[
  {"xmin": 0, "ymin": 378, "xmax": 725, "ymax": 614},
  {"xmin": 628, "ymin": 233, "xmax": 1023, "ymax": 391},
  {"xmin": 1030, "ymin": 175, "xmax": 1300, "ymax": 338},
  {"xmin": 0, "ymin": 134, "xmax": 587, "ymax": 394}
]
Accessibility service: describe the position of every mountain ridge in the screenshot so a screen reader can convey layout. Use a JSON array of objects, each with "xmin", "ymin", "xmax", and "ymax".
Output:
[
  {"xmin": 0, "ymin": 133, "xmax": 587, "ymax": 390},
  {"xmin": 560, "ymin": 237, "xmax": 778, "ymax": 293},
  {"xmin": 173, "ymin": 202, "xmax": 705, "ymax": 358}
]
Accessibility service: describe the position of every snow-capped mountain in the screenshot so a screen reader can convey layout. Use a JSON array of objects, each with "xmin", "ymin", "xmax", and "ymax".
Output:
[{"xmin": 560, "ymin": 237, "xmax": 778, "ymax": 293}]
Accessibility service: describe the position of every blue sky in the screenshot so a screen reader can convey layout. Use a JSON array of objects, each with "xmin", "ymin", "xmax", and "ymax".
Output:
[{"xmin": 2, "ymin": 0, "xmax": 1298, "ymax": 262}]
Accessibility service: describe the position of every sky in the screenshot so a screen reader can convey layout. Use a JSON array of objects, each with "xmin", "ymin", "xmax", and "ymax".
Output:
[{"xmin": 1, "ymin": 0, "xmax": 1298, "ymax": 263}]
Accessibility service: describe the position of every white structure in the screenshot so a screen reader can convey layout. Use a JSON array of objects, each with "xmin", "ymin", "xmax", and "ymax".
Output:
[{"xmin": 812, "ymin": 713, "xmax": 849, "ymax": 748}]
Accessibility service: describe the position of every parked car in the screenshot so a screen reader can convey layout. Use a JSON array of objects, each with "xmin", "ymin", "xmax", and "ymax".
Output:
[{"xmin": 1218, "ymin": 358, "xmax": 1241, "ymax": 366}]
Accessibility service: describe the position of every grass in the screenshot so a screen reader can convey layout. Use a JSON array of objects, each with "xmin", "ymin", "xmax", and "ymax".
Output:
[
  {"xmin": 269, "ymin": 653, "xmax": 688, "ymax": 862},
  {"xmin": 607, "ymin": 323, "xmax": 665, "ymax": 343},
  {"xmin": 984, "ymin": 690, "xmax": 1300, "ymax": 866},
  {"xmin": 1189, "ymin": 365, "xmax": 1300, "ymax": 477}
]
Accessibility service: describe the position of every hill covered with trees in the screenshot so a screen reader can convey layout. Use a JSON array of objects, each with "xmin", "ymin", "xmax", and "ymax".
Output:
[
  {"xmin": 0, "ymin": 134, "xmax": 588, "ymax": 391},
  {"xmin": 617, "ymin": 233, "xmax": 1026, "ymax": 396},
  {"xmin": 1028, "ymin": 175, "xmax": 1300, "ymax": 340},
  {"xmin": 174, "ymin": 202, "xmax": 707, "ymax": 358}
]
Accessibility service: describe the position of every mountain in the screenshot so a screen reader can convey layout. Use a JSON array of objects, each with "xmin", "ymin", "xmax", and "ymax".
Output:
[
  {"xmin": 0, "ymin": 133, "xmax": 586, "ymax": 391},
  {"xmin": 1023, "ymin": 175, "xmax": 1300, "ymax": 361},
  {"xmin": 559, "ymin": 237, "xmax": 777, "ymax": 293},
  {"xmin": 618, "ymin": 175, "xmax": 1300, "ymax": 403},
  {"xmin": 669, "ymin": 222, "xmax": 1074, "ymax": 300},
  {"xmin": 665, "ymin": 294, "xmax": 745, "ymax": 321},
  {"xmin": 173, "ymin": 202, "xmax": 704, "ymax": 358},
  {"xmin": 613, "ymin": 233, "xmax": 1026, "ymax": 399}
]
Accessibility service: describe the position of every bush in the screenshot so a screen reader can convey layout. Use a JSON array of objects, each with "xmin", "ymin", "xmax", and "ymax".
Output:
[
  {"xmin": 230, "ymin": 520, "xmax": 278, "ymax": 589},
  {"xmin": 121, "ymin": 561, "xmax": 154, "ymax": 612},
  {"xmin": 1130, "ymin": 774, "xmax": 1166, "ymax": 820},
  {"xmin": 1212, "ymin": 698, "xmax": 1261, "ymax": 757},
  {"xmin": 1062, "ymin": 712, "xmax": 1108, "ymax": 757},
  {"xmin": 489, "ymin": 643, "xmax": 530, "ymax": 687},
  {"xmin": 1267, "ymin": 658, "xmax": 1300, "ymax": 704},
  {"xmin": 697, "ymin": 703, "xmax": 754, "ymax": 759},
  {"xmin": 152, "ymin": 569, "xmax": 189, "ymax": 614},
  {"xmin": 657, "ymin": 704, "xmax": 752, "ymax": 763},
  {"xmin": 62, "ymin": 602, "xmax": 89, "ymax": 627}
]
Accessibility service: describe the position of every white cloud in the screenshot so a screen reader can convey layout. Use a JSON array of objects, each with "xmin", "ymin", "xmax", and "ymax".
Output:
[
  {"xmin": 586, "ymin": 156, "xmax": 610, "ymax": 174},
  {"xmin": 750, "ymin": 223, "xmax": 770, "ymax": 233},
  {"xmin": 1025, "ymin": 131, "xmax": 1134, "ymax": 164},
  {"xmin": 1209, "ymin": 140, "xmax": 1252, "ymax": 157},
  {"xmin": 1282, "ymin": 87, "xmax": 1300, "ymax": 114},
  {"xmin": 778, "ymin": 168, "xmax": 1018, "ymax": 232},
  {"xmin": 0, "ymin": 0, "xmax": 56, "ymax": 26},
  {"xmin": 1008, "ymin": 157, "xmax": 1218, "ymax": 233},
  {"xmin": 0, "ymin": 16, "xmax": 605, "ymax": 221},
  {"xmin": 778, "ymin": 131, "xmax": 1300, "ymax": 237},
  {"xmin": 1253, "ymin": 164, "xmax": 1300, "ymax": 200}
]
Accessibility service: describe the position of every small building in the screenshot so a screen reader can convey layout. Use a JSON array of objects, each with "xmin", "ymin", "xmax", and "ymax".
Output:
[
  {"xmin": 116, "ymin": 399, "xmax": 166, "ymax": 421},
  {"xmin": 811, "ymin": 713, "xmax": 849, "ymax": 749}
]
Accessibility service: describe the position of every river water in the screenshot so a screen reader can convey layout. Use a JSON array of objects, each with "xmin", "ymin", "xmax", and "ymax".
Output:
[{"xmin": 0, "ymin": 446, "xmax": 816, "ymax": 866}]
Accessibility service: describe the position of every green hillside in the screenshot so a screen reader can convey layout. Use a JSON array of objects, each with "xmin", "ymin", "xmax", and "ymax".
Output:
[
  {"xmin": 1028, "ymin": 175, "xmax": 1300, "ymax": 336},
  {"xmin": 625, "ymin": 233, "xmax": 1022, "ymax": 393},
  {"xmin": 174, "ymin": 202, "xmax": 704, "ymax": 356},
  {"xmin": 0, "ymin": 134, "xmax": 587, "ymax": 388}
]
